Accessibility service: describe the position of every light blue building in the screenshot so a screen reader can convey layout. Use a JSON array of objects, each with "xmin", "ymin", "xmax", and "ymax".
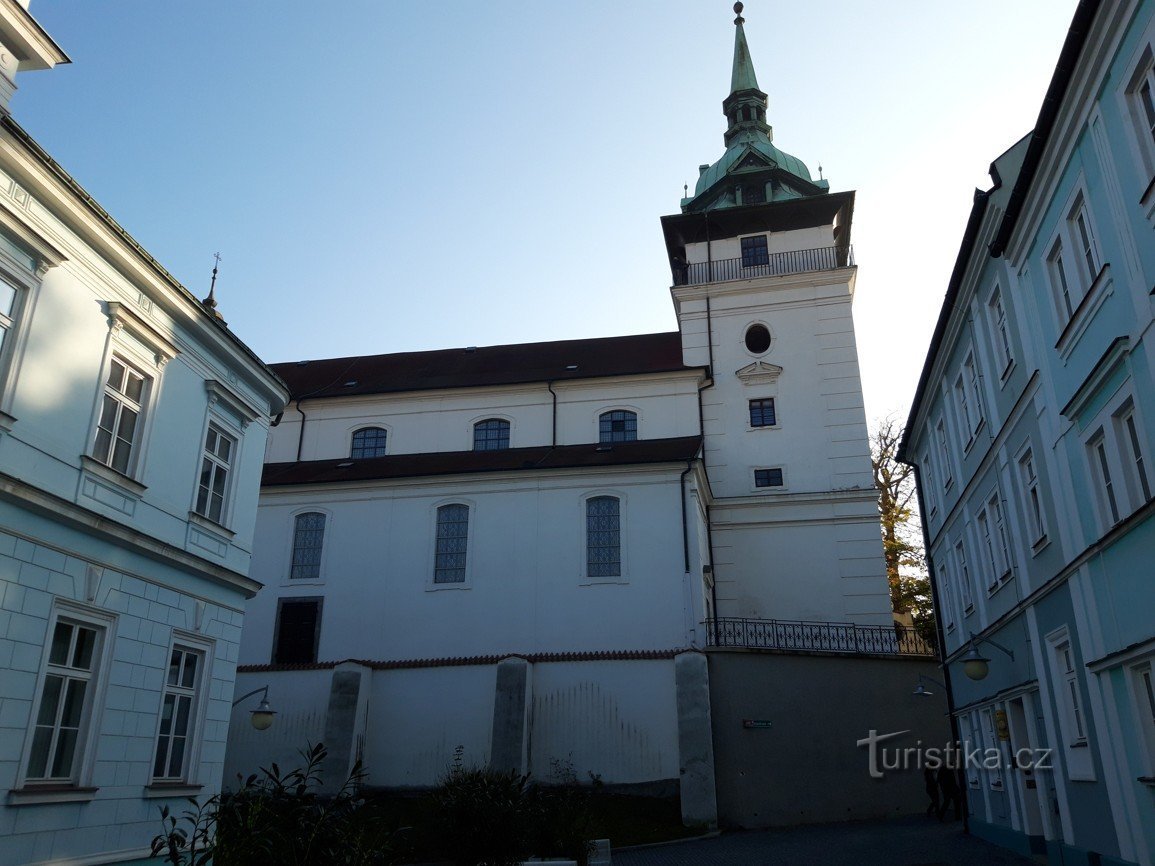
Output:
[
  {"xmin": 901, "ymin": 1, "xmax": 1155, "ymax": 864},
  {"xmin": 0, "ymin": 5, "xmax": 288, "ymax": 865}
]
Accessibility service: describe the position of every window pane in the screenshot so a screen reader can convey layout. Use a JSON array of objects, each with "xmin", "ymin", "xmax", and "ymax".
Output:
[
  {"xmin": 36, "ymin": 675, "xmax": 63, "ymax": 725},
  {"xmin": 28, "ymin": 727, "xmax": 52, "ymax": 778},
  {"xmin": 153, "ymin": 736, "xmax": 169, "ymax": 778},
  {"xmin": 473, "ymin": 419, "xmax": 510, "ymax": 451},
  {"xmin": 0, "ymin": 280, "xmax": 15, "ymax": 317},
  {"xmin": 107, "ymin": 358, "xmax": 125, "ymax": 390},
  {"xmin": 50, "ymin": 728, "xmax": 78, "ymax": 778},
  {"xmin": 60, "ymin": 678, "xmax": 87, "ymax": 727},
  {"xmin": 291, "ymin": 512, "xmax": 326, "ymax": 579},
  {"xmin": 123, "ymin": 370, "xmax": 144, "ymax": 403},
  {"xmin": 741, "ymin": 235, "xmax": 769, "ymax": 267},
  {"xmin": 159, "ymin": 692, "xmax": 175, "ymax": 734},
  {"xmin": 72, "ymin": 627, "xmax": 96, "ymax": 670},
  {"xmin": 168, "ymin": 649, "xmax": 182, "ymax": 686},
  {"xmin": 351, "ymin": 427, "xmax": 388, "ymax": 459},
  {"xmin": 168, "ymin": 737, "xmax": 185, "ymax": 777},
  {"xmin": 586, "ymin": 497, "xmax": 621, "ymax": 577},
  {"xmin": 599, "ymin": 411, "xmax": 637, "ymax": 443},
  {"xmin": 49, "ymin": 622, "xmax": 72, "ymax": 666},
  {"xmin": 181, "ymin": 653, "xmax": 197, "ymax": 689}
]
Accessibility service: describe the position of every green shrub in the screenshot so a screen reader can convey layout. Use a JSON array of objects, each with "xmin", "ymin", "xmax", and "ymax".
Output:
[
  {"xmin": 430, "ymin": 748, "xmax": 532, "ymax": 866},
  {"xmin": 151, "ymin": 743, "xmax": 405, "ymax": 866}
]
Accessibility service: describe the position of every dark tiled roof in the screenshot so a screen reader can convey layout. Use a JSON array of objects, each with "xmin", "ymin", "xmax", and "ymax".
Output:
[
  {"xmin": 263, "ymin": 436, "xmax": 703, "ymax": 487},
  {"xmin": 272, "ymin": 332, "xmax": 694, "ymax": 400}
]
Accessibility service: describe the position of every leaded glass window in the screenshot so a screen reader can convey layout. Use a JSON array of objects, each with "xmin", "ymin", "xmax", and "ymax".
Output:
[
  {"xmin": 741, "ymin": 235, "xmax": 769, "ymax": 267},
  {"xmin": 473, "ymin": 418, "xmax": 510, "ymax": 451},
  {"xmin": 586, "ymin": 496, "xmax": 621, "ymax": 578},
  {"xmin": 599, "ymin": 410, "xmax": 637, "ymax": 443},
  {"xmin": 290, "ymin": 512, "xmax": 326, "ymax": 580},
  {"xmin": 434, "ymin": 504, "xmax": 469, "ymax": 583},
  {"xmin": 351, "ymin": 426, "xmax": 388, "ymax": 459}
]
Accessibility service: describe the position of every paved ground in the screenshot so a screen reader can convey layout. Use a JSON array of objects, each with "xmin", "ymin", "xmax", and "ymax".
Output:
[{"xmin": 614, "ymin": 816, "xmax": 1035, "ymax": 866}]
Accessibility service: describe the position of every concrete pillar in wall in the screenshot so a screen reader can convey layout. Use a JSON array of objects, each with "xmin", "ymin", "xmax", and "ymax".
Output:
[
  {"xmin": 675, "ymin": 650, "xmax": 718, "ymax": 828},
  {"xmin": 319, "ymin": 661, "xmax": 372, "ymax": 794},
  {"xmin": 489, "ymin": 656, "xmax": 532, "ymax": 775}
]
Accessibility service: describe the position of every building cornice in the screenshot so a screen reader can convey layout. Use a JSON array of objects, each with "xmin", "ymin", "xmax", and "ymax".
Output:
[{"xmin": 0, "ymin": 470, "xmax": 262, "ymax": 598}]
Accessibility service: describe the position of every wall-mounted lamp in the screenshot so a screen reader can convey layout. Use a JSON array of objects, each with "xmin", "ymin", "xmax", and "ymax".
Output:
[
  {"xmin": 232, "ymin": 685, "xmax": 277, "ymax": 731},
  {"xmin": 912, "ymin": 674, "xmax": 946, "ymax": 697},
  {"xmin": 961, "ymin": 632, "xmax": 1014, "ymax": 681}
]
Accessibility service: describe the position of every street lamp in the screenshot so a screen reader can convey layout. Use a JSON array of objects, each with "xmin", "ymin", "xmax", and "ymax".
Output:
[
  {"xmin": 232, "ymin": 685, "xmax": 276, "ymax": 730},
  {"xmin": 961, "ymin": 633, "xmax": 1014, "ymax": 681},
  {"xmin": 912, "ymin": 674, "xmax": 946, "ymax": 697}
]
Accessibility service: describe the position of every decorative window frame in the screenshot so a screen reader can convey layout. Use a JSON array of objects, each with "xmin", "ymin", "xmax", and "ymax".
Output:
[
  {"xmin": 283, "ymin": 506, "xmax": 332, "ymax": 586},
  {"xmin": 11, "ymin": 600, "xmax": 117, "ymax": 804},
  {"xmin": 740, "ymin": 319, "xmax": 775, "ymax": 359},
  {"xmin": 953, "ymin": 348, "xmax": 985, "ymax": 454},
  {"xmin": 188, "ymin": 407, "xmax": 245, "ymax": 536},
  {"xmin": 1041, "ymin": 182, "xmax": 1113, "ymax": 359},
  {"xmin": 427, "ymin": 498, "xmax": 475, "ymax": 590},
  {"xmin": 579, "ymin": 489, "xmax": 628, "ymax": 585},
  {"xmin": 979, "ymin": 705, "xmax": 1005, "ymax": 790},
  {"xmin": 83, "ymin": 301, "xmax": 178, "ymax": 490},
  {"xmin": 595, "ymin": 406, "xmax": 641, "ymax": 444},
  {"xmin": 271, "ymin": 596, "xmax": 323, "ymax": 665},
  {"xmin": 935, "ymin": 415, "xmax": 954, "ymax": 492},
  {"xmin": 935, "ymin": 554, "xmax": 956, "ymax": 633},
  {"xmin": 1116, "ymin": 15, "xmax": 1155, "ymax": 219},
  {"xmin": 976, "ymin": 488, "xmax": 1013, "ymax": 595},
  {"xmin": 1126, "ymin": 657, "xmax": 1155, "ymax": 782},
  {"xmin": 146, "ymin": 631, "xmax": 214, "ymax": 794},
  {"xmin": 1044, "ymin": 625, "xmax": 1095, "ymax": 781},
  {"xmin": 0, "ymin": 210, "xmax": 64, "ymax": 432},
  {"xmin": 469, "ymin": 414, "xmax": 514, "ymax": 451},
  {"xmin": 985, "ymin": 283, "xmax": 1015, "ymax": 385},
  {"xmin": 953, "ymin": 535, "xmax": 975, "ymax": 616},
  {"xmin": 1015, "ymin": 442, "xmax": 1050, "ymax": 555}
]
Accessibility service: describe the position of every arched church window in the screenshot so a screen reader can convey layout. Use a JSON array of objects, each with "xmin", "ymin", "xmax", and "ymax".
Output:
[
  {"xmin": 351, "ymin": 426, "xmax": 387, "ymax": 459},
  {"xmin": 599, "ymin": 410, "xmax": 637, "ymax": 443},
  {"xmin": 473, "ymin": 418, "xmax": 510, "ymax": 451}
]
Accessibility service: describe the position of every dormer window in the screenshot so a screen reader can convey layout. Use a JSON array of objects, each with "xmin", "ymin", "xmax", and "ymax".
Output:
[{"xmin": 742, "ymin": 184, "xmax": 766, "ymax": 205}]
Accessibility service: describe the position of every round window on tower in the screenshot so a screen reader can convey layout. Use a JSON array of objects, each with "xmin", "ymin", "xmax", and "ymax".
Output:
[{"xmin": 745, "ymin": 323, "xmax": 772, "ymax": 355}]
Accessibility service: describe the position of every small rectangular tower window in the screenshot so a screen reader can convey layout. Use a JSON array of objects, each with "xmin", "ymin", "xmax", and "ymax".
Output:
[
  {"xmin": 741, "ymin": 235, "xmax": 769, "ymax": 267},
  {"xmin": 748, "ymin": 398, "xmax": 776, "ymax": 427},
  {"xmin": 754, "ymin": 468, "xmax": 783, "ymax": 488}
]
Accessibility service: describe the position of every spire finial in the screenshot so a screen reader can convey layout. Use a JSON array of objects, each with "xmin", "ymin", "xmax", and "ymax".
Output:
[
  {"xmin": 201, "ymin": 252, "xmax": 226, "ymax": 322},
  {"xmin": 733, "ymin": 2, "xmax": 744, "ymax": 25}
]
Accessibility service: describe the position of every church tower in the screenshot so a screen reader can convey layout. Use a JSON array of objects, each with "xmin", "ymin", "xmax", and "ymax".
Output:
[{"xmin": 662, "ymin": 3, "xmax": 891, "ymax": 628}]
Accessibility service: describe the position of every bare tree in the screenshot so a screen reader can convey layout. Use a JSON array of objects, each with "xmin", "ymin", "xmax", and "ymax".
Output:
[{"xmin": 870, "ymin": 415, "xmax": 935, "ymax": 642}]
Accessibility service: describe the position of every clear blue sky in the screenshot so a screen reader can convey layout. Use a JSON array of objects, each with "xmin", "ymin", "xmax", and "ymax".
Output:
[{"xmin": 17, "ymin": 1, "xmax": 1077, "ymax": 422}]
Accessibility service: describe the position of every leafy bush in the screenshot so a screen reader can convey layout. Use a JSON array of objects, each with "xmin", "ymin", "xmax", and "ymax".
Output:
[
  {"xmin": 151, "ymin": 742, "xmax": 405, "ymax": 866},
  {"xmin": 429, "ymin": 747, "xmax": 532, "ymax": 866}
]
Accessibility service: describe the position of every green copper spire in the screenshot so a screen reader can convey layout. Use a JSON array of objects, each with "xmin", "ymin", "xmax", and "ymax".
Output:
[
  {"xmin": 730, "ymin": 3, "xmax": 760, "ymax": 94},
  {"xmin": 680, "ymin": 2, "xmax": 828, "ymax": 213}
]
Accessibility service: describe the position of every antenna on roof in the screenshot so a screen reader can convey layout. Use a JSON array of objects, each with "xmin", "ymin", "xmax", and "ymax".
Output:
[{"xmin": 201, "ymin": 252, "xmax": 226, "ymax": 322}]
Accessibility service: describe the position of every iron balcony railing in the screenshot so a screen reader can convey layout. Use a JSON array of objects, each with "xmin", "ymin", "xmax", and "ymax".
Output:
[
  {"xmin": 706, "ymin": 617, "xmax": 937, "ymax": 657},
  {"xmin": 673, "ymin": 244, "xmax": 854, "ymax": 287}
]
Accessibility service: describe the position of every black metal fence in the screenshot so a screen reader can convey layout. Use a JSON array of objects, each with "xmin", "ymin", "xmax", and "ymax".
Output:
[
  {"xmin": 706, "ymin": 617, "xmax": 937, "ymax": 657},
  {"xmin": 673, "ymin": 244, "xmax": 854, "ymax": 286}
]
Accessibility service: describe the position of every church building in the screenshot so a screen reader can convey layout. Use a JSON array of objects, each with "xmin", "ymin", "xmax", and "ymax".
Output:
[{"xmin": 226, "ymin": 4, "xmax": 944, "ymax": 829}]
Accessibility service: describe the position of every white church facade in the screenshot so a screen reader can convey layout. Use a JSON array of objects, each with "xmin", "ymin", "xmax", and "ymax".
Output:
[{"xmin": 226, "ymin": 5, "xmax": 945, "ymax": 829}]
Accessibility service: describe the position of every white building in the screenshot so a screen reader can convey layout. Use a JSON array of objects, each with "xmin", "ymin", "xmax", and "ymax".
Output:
[
  {"xmin": 227, "ymin": 6, "xmax": 940, "ymax": 829},
  {"xmin": 0, "ymin": 5, "xmax": 289, "ymax": 865}
]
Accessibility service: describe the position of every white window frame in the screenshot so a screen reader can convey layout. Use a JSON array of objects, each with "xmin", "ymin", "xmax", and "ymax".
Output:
[
  {"xmin": 1043, "ymin": 184, "xmax": 1107, "ymax": 335},
  {"xmin": 977, "ymin": 491, "xmax": 1012, "ymax": 593},
  {"xmin": 1089, "ymin": 429, "xmax": 1122, "ymax": 528},
  {"xmin": 428, "ymin": 499, "xmax": 474, "ymax": 590},
  {"xmin": 191, "ymin": 420, "xmax": 239, "ymax": 528},
  {"xmin": 936, "ymin": 417, "xmax": 954, "ymax": 491},
  {"xmin": 580, "ymin": 490, "xmax": 628, "ymax": 584},
  {"xmin": 1129, "ymin": 661, "xmax": 1155, "ymax": 780},
  {"xmin": 954, "ymin": 538, "xmax": 975, "ymax": 615},
  {"xmin": 751, "ymin": 465, "xmax": 787, "ymax": 492},
  {"xmin": 980, "ymin": 706, "xmax": 1005, "ymax": 790},
  {"xmin": 1119, "ymin": 25, "xmax": 1155, "ymax": 208},
  {"xmin": 921, "ymin": 450, "xmax": 938, "ymax": 518},
  {"xmin": 1115, "ymin": 398, "xmax": 1152, "ymax": 508},
  {"xmin": 150, "ymin": 633, "xmax": 213, "ymax": 787},
  {"xmin": 90, "ymin": 354, "xmax": 150, "ymax": 478},
  {"xmin": 17, "ymin": 602, "xmax": 116, "ymax": 795},
  {"xmin": 986, "ymin": 284, "xmax": 1014, "ymax": 382},
  {"xmin": 286, "ymin": 508, "xmax": 330, "ymax": 584},
  {"xmin": 1017, "ymin": 445, "xmax": 1049, "ymax": 552},
  {"xmin": 936, "ymin": 555, "xmax": 956, "ymax": 633},
  {"xmin": 1045, "ymin": 627, "xmax": 1095, "ymax": 781},
  {"xmin": 954, "ymin": 350, "xmax": 985, "ymax": 452}
]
